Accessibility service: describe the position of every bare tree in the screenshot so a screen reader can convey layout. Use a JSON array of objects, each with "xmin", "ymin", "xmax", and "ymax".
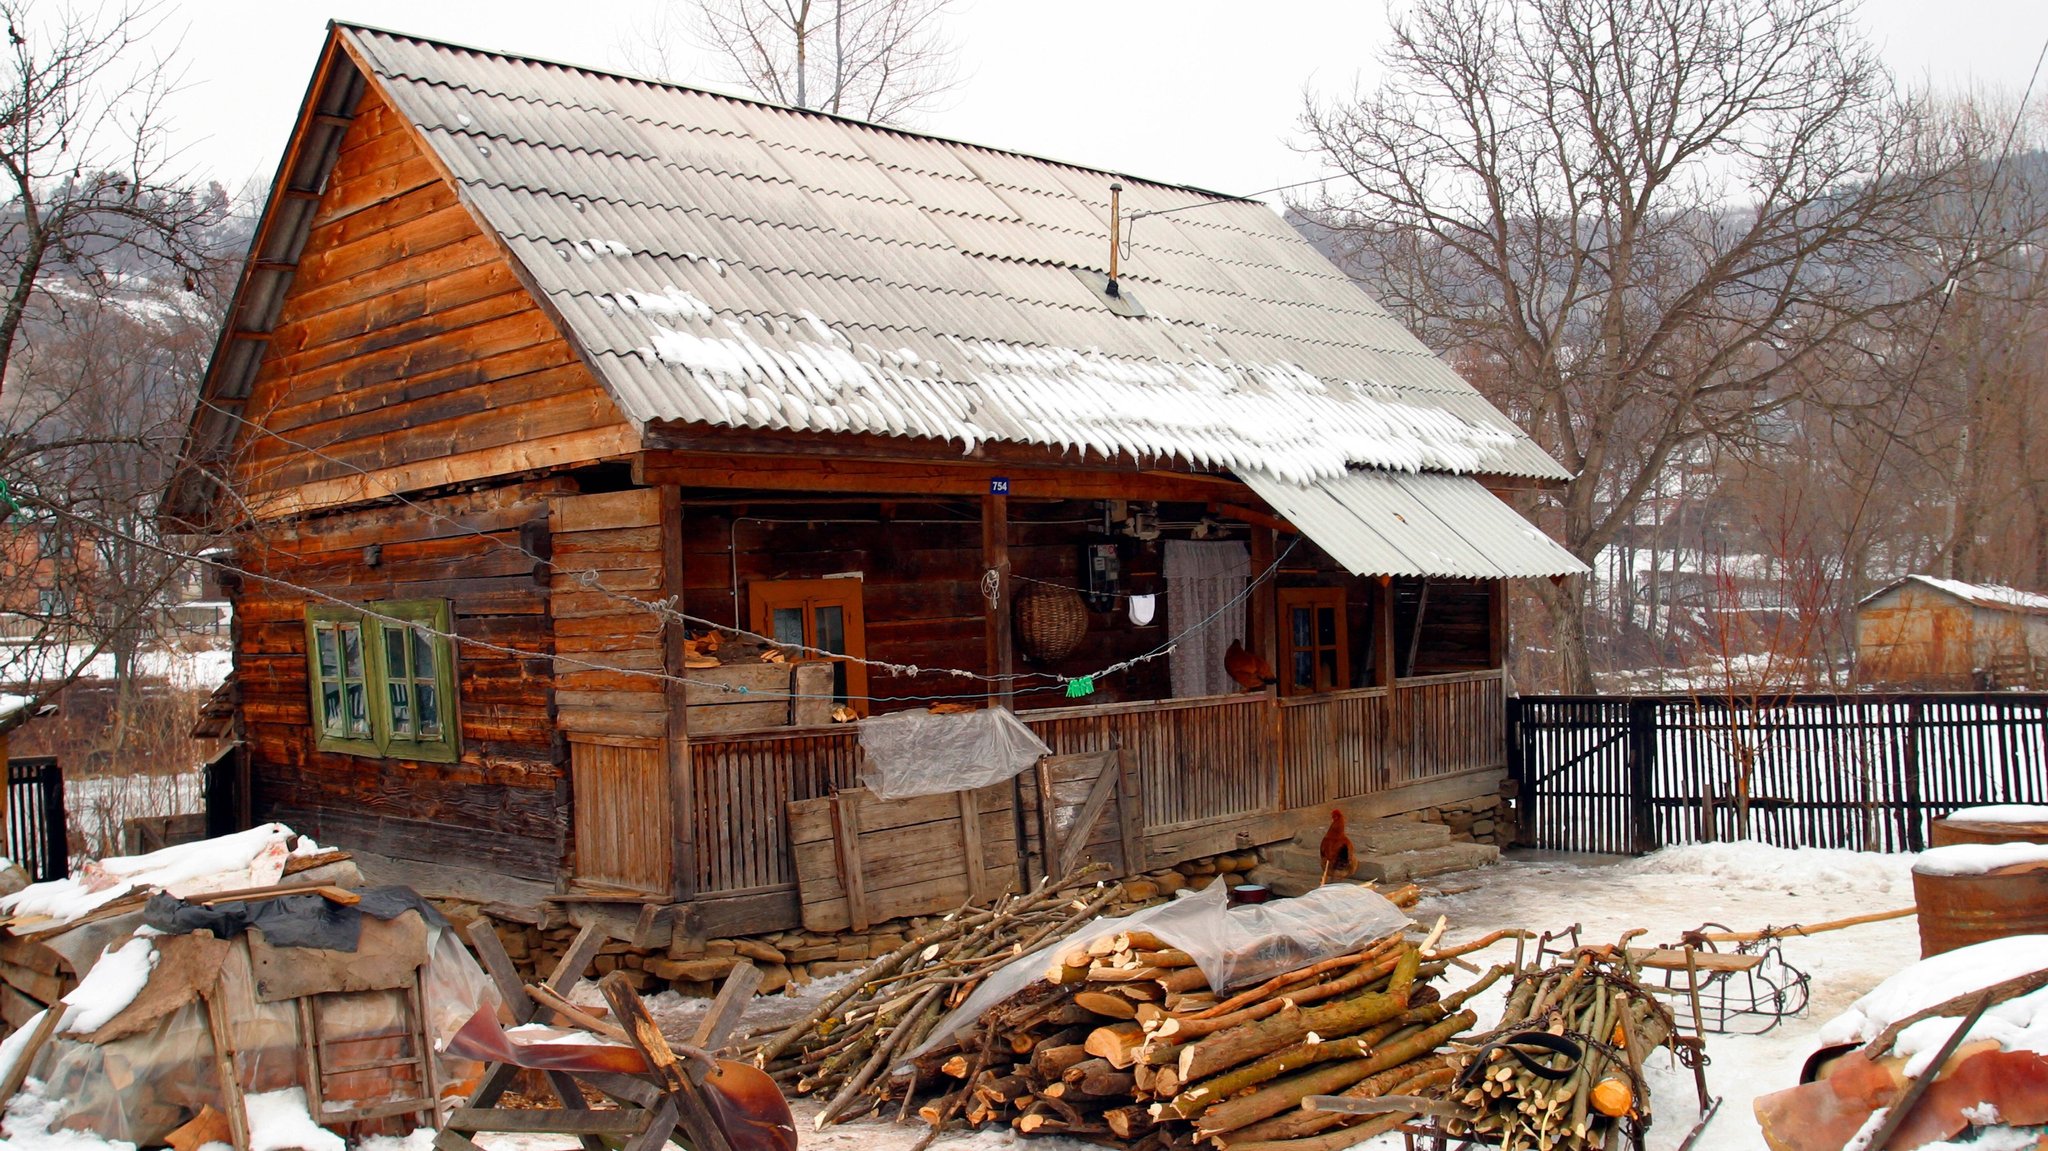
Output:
[
  {"xmin": 625, "ymin": 0, "xmax": 962, "ymax": 125},
  {"xmin": 0, "ymin": 0, "xmax": 221, "ymax": 402},
  {"xmin": 1300, "ymin": 0, "xmax": 1982, "ymax": 691}
]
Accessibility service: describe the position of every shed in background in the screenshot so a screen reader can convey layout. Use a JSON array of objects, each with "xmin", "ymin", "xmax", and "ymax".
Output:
[{"xmin": 1855, "ymin": 575, "xmax": 2048, "ymax": 690}]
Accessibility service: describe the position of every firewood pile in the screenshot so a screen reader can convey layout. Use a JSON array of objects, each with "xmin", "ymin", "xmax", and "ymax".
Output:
[
  {"xmin": 1439, "ymin": 949, "xmax": 1679, "ymax": 1151},
  {"xmin": 747, "ymin": 871, "xmax": 1537, "ymax": 1151}
]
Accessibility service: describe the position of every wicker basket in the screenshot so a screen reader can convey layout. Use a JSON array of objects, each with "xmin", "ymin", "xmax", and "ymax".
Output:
[{"xmin": 1014, "ymin": 582, "xmax": 1088, "ymax": 662}]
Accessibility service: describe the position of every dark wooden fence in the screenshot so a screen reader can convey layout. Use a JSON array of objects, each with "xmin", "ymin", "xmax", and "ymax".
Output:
[
  {"xmin": 6, "ymin": 757, "xmax": 68, "ymax": 882},
  {"xmin": 1509, "ymin": 693, "xmax": 2048, "ymax": 855}
]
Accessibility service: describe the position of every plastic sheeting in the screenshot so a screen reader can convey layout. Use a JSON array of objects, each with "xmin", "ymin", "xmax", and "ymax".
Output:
[
  {"xmin": 912, "ymin": 882, "xmax": 1409, "ymax": 1059},
  {"xmin": 6, "ymin": 909, "xmax": 494, "ymax": 1145},
  {"xmin": 857, "ymin": 707, "xmax": 1051, "ymax": 800}
]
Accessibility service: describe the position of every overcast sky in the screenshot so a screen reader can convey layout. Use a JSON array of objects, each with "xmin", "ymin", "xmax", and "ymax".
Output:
[{"xmin": 160, "ymin": 1, "xmax": 2048, "ymax": 209}]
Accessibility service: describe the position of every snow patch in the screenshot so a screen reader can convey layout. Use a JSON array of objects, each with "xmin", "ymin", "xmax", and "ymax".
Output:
[
  {"xmin": 1945, "ymin": 805, "xmax": 2048, "ymax": 825},
  {"xmin": 0, "ymin": 1078, "xmax": 138, "ymax": 1151},
  {"xmin": 244, "ymin": 1088, "xmax": 345, "ymax": 1151},
  {"xmin": 1621, "ymin": 840, "xmax": 1917, "ymax": 896},
  {"xmin": 1816, "ymin": 934, "xmax": 2048, "ymax": 1075},
  {"xmin": 1913, "ymin": 842, "xmax": 2048, "ymax": 876},
  {"xmin": 60, "ymin": 937, "xmax": 156, "ymax": 1034},
  {"xmin": 0, "ymin": 823, "xmax": 302, "ymax": 929}
]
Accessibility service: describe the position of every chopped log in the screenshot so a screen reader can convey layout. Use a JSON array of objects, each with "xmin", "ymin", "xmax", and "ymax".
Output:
[
  {"xmin": 1176, "ymin": 949, "xmax": 1419, "ymax": 1083},
  {"xmin": 1030, "ymin": 1042, "xmax": 1093, "ymax": 1079},
  {"xmin": 1085, "ymin": 1022, "xmax": 1148, "ymax": 1068},
  {"xmin": 1106, "ymin": 1104, "xmax": 1158, "ymax": 1139},
  {"xmin": 1075, "ymin": 990, "xmax": 1141, "ymax": 1019},
  {"xmin": 1216, "ymin": 1056, "xmax": 1456, "ymax": 1146},
  {"xmin": 1194, "ymin": 1010, "xmax": 1474, "ymax": 1136}
]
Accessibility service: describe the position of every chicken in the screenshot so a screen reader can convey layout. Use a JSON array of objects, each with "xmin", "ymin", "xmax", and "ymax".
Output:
[
  {"xmin": 1224, "ymin": 639, "xmax": 1277, "ymax": 691},
  {"xmin": 1320, "ymin": 809, "xmax": 1356, "ymax": 885}
]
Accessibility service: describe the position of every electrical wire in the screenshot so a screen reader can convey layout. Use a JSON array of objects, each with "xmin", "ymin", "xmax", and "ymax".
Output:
[{"xmin": 1829, "ymin": 34, "xmax": 2048, "ymax": 590}]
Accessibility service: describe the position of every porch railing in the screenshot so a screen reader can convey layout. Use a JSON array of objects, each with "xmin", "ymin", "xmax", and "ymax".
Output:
[
  {"xmin": 1280, "ymin": 672, "xmax": 1507, "ymax": 808},
  {"xmin": 686, "ymin": 669, "xmax": 1506, "ymax": 897}
]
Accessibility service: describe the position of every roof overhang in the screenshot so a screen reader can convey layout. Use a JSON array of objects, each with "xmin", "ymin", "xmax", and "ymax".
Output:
[{"xmin": 1241, "ymin": 469, "xmax": 1587, "ymax": 580}]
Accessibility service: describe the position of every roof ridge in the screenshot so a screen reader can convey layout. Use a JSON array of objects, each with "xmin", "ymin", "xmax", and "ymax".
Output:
[{"xmin": 335, "ymin": 20, "xmax": 1258, "ymax": 208}]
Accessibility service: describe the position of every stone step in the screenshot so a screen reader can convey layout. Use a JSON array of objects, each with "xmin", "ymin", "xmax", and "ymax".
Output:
[
  {"xmin": 1351, "ymin": 818, "xmax": 1453, "ymax": 855},
  {"xmin": 1353, "ymin": 842, "xmax": 1499, "ymax": 884}
]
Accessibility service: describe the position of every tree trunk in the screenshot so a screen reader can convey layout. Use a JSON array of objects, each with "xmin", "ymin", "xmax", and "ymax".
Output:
[{"xmin": 1531, "ymin": 574, "xmax": 1595, "ymax": 693}]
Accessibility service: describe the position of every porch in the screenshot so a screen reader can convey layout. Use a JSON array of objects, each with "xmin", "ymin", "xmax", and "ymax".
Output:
[{"xmin": 609, "ymin": 669, "xmax": 1506, "ymax": 935}]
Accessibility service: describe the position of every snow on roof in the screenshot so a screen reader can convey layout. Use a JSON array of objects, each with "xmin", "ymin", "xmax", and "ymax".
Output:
[
  {"xmin": 315, "ymin": 26, "xmax": 1569, "ymax": 486},
  {"xmin": 1860, "ymin": 574, "xmax": 2048, "ymax": 614}
]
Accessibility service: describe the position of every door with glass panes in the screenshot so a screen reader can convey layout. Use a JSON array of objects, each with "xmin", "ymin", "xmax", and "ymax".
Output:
[{"xmin": 748, "ymin": 578, "xmax": 868, "ymax": 717}]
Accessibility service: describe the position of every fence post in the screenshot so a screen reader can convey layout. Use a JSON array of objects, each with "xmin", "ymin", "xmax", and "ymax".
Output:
[
  {"xmin": 1628, "ymin": 697, "xmax": 1659, "ymax": 855},
  {"xmin": 1504, "ymin": 696, "xmax": 1525, "ymax": 846},
  {"xmin": 1903, "ymin": 699, "xmax": 1926, "ymax": 852}
]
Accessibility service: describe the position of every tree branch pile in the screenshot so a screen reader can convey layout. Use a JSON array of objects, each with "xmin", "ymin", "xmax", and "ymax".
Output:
[
  {"xmin": 749, "ymin": 877, "xmax": 1532, "ymax": 1151},
  {"xmin": 1439, "ymin": 950, "xmax": 1679, "ymax": 1151}
]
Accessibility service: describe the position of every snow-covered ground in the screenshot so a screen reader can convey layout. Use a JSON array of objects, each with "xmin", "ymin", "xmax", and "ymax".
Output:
[{"xmin": 0, "ymin": 843, "xmax": 1952, "ymax": 1151}]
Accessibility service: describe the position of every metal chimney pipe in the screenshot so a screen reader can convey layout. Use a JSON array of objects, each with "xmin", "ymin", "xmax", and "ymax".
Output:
[{"xmin": 1107, "ymin": 182, "xmax": 1123, "ymax": 297}]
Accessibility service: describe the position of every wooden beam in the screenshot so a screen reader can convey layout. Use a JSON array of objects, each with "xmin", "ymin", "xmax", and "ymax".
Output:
[
  {"xmin": 1214, "ymin": 501, "xmax": 1294, "ymax": 534},
  {"xmin": 983, "ymin": 492, "xmax": 1015, "ymax": 709},
  {"xmin": 661, "ymin": 484, "xmax": 697, "ymax": 902},
  {"xmin": 635, "ymin": 449, "xmax": 1245, "ymax": 503},
  {"xmin": 830, "ymin": 790, "xmax": 870, "ymax": 932},
  {"xmin": 1374, "ymin": 576, "xmax": 1396, "ymax": 688}
]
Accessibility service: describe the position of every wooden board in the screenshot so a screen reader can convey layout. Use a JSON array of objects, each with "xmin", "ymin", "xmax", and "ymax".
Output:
[
  {"xmin": 1024, "ymin": 751, "xmax": 1140, "ymax": 881},
  {"xmin": 788, "ymin": 784, "xmax": 1019, "ymax": 932}
]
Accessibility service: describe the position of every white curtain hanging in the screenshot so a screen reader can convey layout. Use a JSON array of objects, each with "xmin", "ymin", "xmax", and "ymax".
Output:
[{"xmin": 1164, "ymin": 540, "xmax": 1250, "ymax": 698}]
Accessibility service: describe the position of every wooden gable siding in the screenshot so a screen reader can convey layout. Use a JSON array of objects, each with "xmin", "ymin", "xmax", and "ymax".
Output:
[
  {"xmin": 233, "ymin": 482, "xmax": 570, "ymax": 882},
  {"xmin": 228, "ymin": 83, "xmax": 636, "ymax": 518}
]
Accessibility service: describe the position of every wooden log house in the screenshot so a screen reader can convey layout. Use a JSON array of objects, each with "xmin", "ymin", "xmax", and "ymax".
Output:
[{"xmin": 162, "ymin": 25, "xmax": 1585, "ymax": 934}]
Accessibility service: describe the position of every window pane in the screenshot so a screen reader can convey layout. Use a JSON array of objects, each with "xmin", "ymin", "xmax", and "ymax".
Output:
[
  {"xmin": 384, "ymin": 627, "xmax": 410, "ymax": 682},
  {"xmin": 771, "ymin": 606, "xmax": 805, "ymax": 647},
  {"xmin": 1319, "ymin": 650, "xmax": 1339, "ymax": 690},
  {"xmin": 1317, "ymin": 606, "xmax": 1338, "ymax": 646},
  {"xmin": 388, "ymin": 680, "xmax": 412, "ymax": 738},
  {"xmin": 1292, "ymin": 651, "xmax": 1314, "ymax": 690},
  {"xmin": 341, "ymin": 624, "xmax": 364, "ymax": 679},
  {"xmin": 316, "ymin": 626, "xmax": 339, "ymax": 679},
  {"xmin": 1290, "ymin": 607, "xmax": 1313, "ymax": 647},
  {"xmin": 412, "ymin": 628, "xmax": 436, "ymax": 680},
  {"xmin": 345, "ymin": 683, "xmax": 369, "ymax": 736},
  {"xmin": 814, "ymin": 606, "xmax": 846, "ymax": 655},
  {"xmin": 416, "ymin": 684, "xmax": 440, "ymax": 737},
  {"xmin": 322, "ymin": 686, "xmax": 342, "ymax": 735},
  {"xmin": 830, "ymin": 661, "xmax": 849, "ymax": 706}
]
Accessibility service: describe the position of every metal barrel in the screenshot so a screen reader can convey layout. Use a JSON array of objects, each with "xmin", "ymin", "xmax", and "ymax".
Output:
[
  {"xmin": 1930, "ymin": 815, "xmax": 2048, "ymax": 848},
  {"xmin": 1911, "ymin": 864, "xmax": 2048, "ymax": 957}
]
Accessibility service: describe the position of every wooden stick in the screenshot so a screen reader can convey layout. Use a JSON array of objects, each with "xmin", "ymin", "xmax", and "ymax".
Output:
[
  {"xmin": 1860, "ymin": 965, "xmax": 2048, "ymax": 1058},
  {"xmin": 1687, "ymin": 906, "xmax": 1915, "ymax": 944}
]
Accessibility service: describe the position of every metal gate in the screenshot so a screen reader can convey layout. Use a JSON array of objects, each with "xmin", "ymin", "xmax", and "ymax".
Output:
[{"xmin": 7, "ymin": 756, "xmax": 68, "ymax": 881}]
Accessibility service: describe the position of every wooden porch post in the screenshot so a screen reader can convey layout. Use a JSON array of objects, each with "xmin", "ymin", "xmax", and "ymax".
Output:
[
  {"xmin": 1488, "ymin": 580, "xmax": 1508, "ymax": 672},
  {"xmin": 661, "ymin": 484, "xmax": 698, "ymax": 902},
  {"xmin": 1376, "ymin": 575, "xmax": 1401, "ymax": 783},
  {"xmin": 982, "ymin": 493, "xmax": 1014, "ymax": 709},
  {"xmin": 1250, "ymin": 528, "xmax": 1283, "ymax": 809},
  {"xmin": 1374, "ymin": 576, "xmax": 1397, "ymax": 687}
]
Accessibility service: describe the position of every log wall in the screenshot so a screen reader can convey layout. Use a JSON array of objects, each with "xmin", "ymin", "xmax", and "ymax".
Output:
[{"xmin": 233, "ymin": 482, "xmax": 569, "ymax": 882}]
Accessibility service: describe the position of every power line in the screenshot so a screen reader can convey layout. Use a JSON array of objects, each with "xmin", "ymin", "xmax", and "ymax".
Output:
[{"xmin": 1830, "ymin": 34, "xmax": 2048, "ymax": 591}]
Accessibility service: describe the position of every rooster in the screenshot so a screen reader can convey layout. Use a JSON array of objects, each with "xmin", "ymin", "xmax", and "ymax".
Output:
[
  {"xmin": 1320, "ymin": 809, "xmax": 1356, "ymax": 885},
  {"xmin": 1224, "ymin": 639, "xmax": 1277, "ymax": 691}
]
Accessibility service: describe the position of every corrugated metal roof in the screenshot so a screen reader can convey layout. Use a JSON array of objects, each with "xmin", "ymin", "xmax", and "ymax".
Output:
[
  {"xmin": 1858, "ymin": 575, "xmax": 2048, "ymax": 614},
  {"xmin": 340, "ymin": 25, "xmax": 1571, "ymax": 484},
  {"xmin": 1242, "ymin": 470, "xmax": 1588, "ymax": 579}
]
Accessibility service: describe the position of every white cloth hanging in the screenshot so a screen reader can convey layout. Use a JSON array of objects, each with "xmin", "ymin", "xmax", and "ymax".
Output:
[
  {"xmin": 1127, "ymin": 593, "xmax": 1157, "ymax": 626},
  {"xmin": 1164, "ymin": 540, "xmax": 1249, "ymax": 698}
]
